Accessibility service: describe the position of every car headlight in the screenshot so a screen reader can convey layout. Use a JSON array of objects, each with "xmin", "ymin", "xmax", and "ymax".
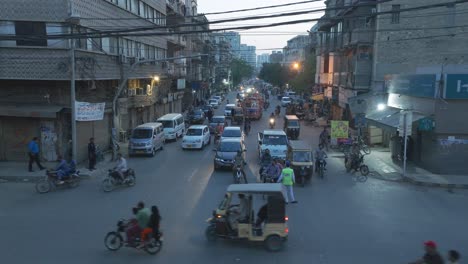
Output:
[
  {"xmin": 195, "ymin": 139, "xmax": 201, "ymax": 143},
  {"xmin": 146, "ymin": 142, "xmax": 152, "ymax": 146},
  {"xmin": 215, "ymin": 157, "xmax": 223, "ymax": 161}
]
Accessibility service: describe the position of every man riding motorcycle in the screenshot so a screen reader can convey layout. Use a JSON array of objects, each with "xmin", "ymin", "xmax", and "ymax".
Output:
[
  {"xmin": 55, "ymin": 155, "xmax": 76, "ymax": 184},
  {"xmin": 263, "ymin": 160, "xmax": 280, "ymax": 182},
  {"xmin": 114, "ymin": 153, "xmax": 128, "ymax": 182},
  {"xmin": 314, "ymin": 145, "xmax": 328, "ymax": 172},
  {"xmin": 233, "ymin": 150, "xmax": 248, "ymax": 183},
  {"xmin": 259, "ymin": 149, "xmax": 272, "ymax": 175}
]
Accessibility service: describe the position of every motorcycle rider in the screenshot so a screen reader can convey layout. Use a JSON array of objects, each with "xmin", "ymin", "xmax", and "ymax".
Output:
[
  {"xmin": 319, "ymin": 127, "xmax": 329, "ymax": 151},
  {"xmin": 263, "ymin": 160, "xmax": 280, "ymax": 182},
  {"xmin": 349, "ymin": 143, "xmax": 361, "ymax": 170},
  {"xmin": 114, "ymin": 153, "xmax": 128, "ymax": 182},
  {"xmin": 55, "ymin": 155, "xmax": 70, "ymax": 184},
  {"xmin": 314, "ymin": 145, "xmax": 328, "ymax": 172},
  {"xmin": 259, "ymin": 149, "xmax": 272, "ymax": 175},
  {"xmin": 233, "ymin": 150, "xmax": 248, "ymax": 183},
  {"xmin": 275, "ymin": 105, "xmax": 281, "ymax": 116},
  {"xmin": 244, "ymin": 119, "xmax": 251, "ymax": 135}
]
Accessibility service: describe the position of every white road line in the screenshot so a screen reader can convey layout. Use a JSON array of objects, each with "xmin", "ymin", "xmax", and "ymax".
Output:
[{"xmin": 187, "ymin": 168, "xmax": 199, "ymax": 182}]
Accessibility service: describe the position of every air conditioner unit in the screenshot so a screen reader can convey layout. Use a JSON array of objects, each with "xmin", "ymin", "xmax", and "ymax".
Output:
[{"xmin": 371, "ymin": 8, "xmax": 377, "ymax": 14}]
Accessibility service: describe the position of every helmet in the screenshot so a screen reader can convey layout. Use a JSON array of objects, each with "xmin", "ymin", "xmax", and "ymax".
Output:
[
  {"xmin": 265, "ymin": 149, "xmax": 270, "ymax": 154},
  {"xmin": 285, "ymin": 160, "xmax": 290, "ymax": 167}
]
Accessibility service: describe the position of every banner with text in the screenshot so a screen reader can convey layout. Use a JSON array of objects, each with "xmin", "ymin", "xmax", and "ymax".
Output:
[
  {"xmin": 75, "ymin": 101, "xmax": 105, "ymax": 121},
  {"xmin": 331, "ymin": 120, "xmax": 349, "ymax": 139}
]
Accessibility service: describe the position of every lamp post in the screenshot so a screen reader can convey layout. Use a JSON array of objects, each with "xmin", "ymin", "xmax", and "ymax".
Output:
[{"xmin": 400, "ymin": 109, "xmax": 413, "ymax": 178}]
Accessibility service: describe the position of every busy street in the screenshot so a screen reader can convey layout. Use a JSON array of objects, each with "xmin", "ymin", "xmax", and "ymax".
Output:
[{"xmin": 1, "ymin": 92, "xmax": 467, "ymax": 264}]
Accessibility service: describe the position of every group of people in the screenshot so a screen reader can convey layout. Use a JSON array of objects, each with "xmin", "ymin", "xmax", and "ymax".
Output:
[
  {"xmin": 126, "ymin": 201, "xmax": 161, "ymax": 248},
  {"xmin": 409, "ymin": 241, "xmax": 460, "ymax": 264}
]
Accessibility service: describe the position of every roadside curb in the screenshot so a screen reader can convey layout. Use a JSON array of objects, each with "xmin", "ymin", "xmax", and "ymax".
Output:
[
  {"xmin": 367, "ymin": 171, "xmax": 468, "ymax": 189},
  {"xmin": 0, "ymin": 174, "xmax": 91, "ymax": 183}
]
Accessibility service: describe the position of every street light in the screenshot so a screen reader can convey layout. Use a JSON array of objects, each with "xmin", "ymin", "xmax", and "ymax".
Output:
[
  {"xmin": 153, "ymin": 76, "xmax": 160, "ymax": 82},
  {"xmin": 293, "ymin": 62, "xmax": 300, "ymax": 70},
  {"xmin": 377, "ymin": 103, "xmax": 386, "ymax": 111}
]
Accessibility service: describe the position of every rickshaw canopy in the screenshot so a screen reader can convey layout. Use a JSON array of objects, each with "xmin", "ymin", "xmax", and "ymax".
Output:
[{"xmin": 227, "ymin": 183, "xmax": 286, "ymax": 200}]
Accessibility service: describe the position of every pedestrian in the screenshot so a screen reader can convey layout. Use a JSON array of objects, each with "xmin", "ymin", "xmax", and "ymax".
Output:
[
  {"xmin": 88, "ymin": 137, "xmax": 97, "ymax": 171},
  {"xmin": 448, "ymin": 250, "xmax": 460, "ymax": 264},
  {"xmin": 27, "ymin": 137, "xmax": 45, "ymax": 172},
  {"xmin": 276, "ymin": 161, "xmax": 297, "ymax": 204},
  {"xmin": 408, "ymin": 241, "xmax": 444, "ymax": 264}
]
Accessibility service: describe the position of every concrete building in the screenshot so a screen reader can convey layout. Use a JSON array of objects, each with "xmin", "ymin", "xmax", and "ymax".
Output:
[
  {"xmin": 0, "ymin": 0, "xmax": 182, "ymax": 162},
  {"xmin": 257, "ymin": 53, "xmax": 270, "ymax": 69},
  {"xmin": 269, "ymin": 51, "xmax": 284, "ymax": 64},
  {"xmin": 240, "ymin": 44, "xmax": 256, "ymax": 69},
  {"xmin": 364, "ymin": 0, "xmax": 468, "ymax": 174},
  {"xmin": 283, "ymin": 35, "xmax": 311, "ymax": 65},
  {"xmin": 315, "ymin": 0, "xmax": 377, "ymax": 123}
]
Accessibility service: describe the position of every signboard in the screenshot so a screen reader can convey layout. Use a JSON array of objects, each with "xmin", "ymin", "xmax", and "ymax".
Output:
[
  {"xmin": 385, "ymin": 74, "xmax": 437, "ymax": 98},
  {"xmin": 177, "ymin": 79, "xmax": 186, "ymax": 90},
  {"xmin": 354, "ymin": 113, "xmax": 366, "ymax": 128},
  {"xmin": 75, "ymin": 101, "xmax": 105, "ymax": 121},
  {"xmin": 418, "ymin": 117, "xmax": 434, "ymax": 131},
  {"xmin": 444, "ymin": 74, "xmax": 468, "ymax": 99},
  {"xmin": 398, "ymin": 111, "xmax": 412, "ymax": 135},
  {"xmin": 331, "ymin": 120, "xmax": 349, "ymax": 138}
]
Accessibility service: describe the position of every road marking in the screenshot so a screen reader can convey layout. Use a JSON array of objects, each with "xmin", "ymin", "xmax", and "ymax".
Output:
[{"xmin": 187, "ymin": 168, "xmax": 199, "ymax": 182}]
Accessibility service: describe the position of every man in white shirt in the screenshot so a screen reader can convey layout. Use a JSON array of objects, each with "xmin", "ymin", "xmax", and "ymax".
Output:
[{"xmin": 114, "ymin": 153, "xmax": 127, "ymax": 182}]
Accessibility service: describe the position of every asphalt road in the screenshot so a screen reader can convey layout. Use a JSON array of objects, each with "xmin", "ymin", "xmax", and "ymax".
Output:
[{"xmin": 1, "ymin": 92, "xmax": 467, "ymax": 264}]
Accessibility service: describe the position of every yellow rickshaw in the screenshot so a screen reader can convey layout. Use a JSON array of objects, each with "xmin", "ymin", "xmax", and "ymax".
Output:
[{"xmin": 287, "ymin": 140, "xmax": 313, "ymax": 187}]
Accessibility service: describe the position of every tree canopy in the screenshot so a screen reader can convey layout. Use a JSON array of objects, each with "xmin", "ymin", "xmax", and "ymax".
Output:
[{"xmin": 230, "ymin": 58, "xmax": 254, "ymax": 86}]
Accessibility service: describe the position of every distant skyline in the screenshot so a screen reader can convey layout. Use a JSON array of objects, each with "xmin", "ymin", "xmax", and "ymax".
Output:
[{"xmin": 198, "ymin": 0, "xmax": 325, "ymax": 55}]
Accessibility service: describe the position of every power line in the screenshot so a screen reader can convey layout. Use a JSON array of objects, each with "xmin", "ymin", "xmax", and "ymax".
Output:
[{"xmin": 199, "ymin": 0, "xmax": 324, "ymax": 16}]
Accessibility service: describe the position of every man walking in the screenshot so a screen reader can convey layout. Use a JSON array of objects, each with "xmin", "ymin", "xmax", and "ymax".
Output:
[
  {"xmin": 319, "ymin": 127, "xmax": 329, "ymax": 151},
  {"xmin": 28, "ymin": 137, "xmax": 45, "ymax": 172},
  {"xmin": 276, "ymin": 161, "xmax": 297, "ymax": 204},
  {"xmin": 88, "ymin": 137, "xmax": 97, "ymax": 171}
]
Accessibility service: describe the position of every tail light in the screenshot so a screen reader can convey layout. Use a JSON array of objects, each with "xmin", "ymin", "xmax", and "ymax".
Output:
[
  {"xmin": 285, "ymin": 228, "xmax": 289, "ymax": 234},
  {"xmin": 285, "ymin": 216, "xmax": 289, "ymax": 221}
]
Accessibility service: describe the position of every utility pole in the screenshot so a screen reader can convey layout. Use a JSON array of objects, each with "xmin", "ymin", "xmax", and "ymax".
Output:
[
  {"xmin": 402, "ymin": 111, "xmax": 408, "ymax": 178},
  {"xmin": 70, "ymin": 25, "xmax": 77, "ymax": 161}
]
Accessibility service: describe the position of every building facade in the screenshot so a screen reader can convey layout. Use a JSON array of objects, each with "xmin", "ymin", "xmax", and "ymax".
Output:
[
  {"xmin": 283, "ymin": 35, "xmax": 311, "ymax": 65},
  {"xmin": 269, "ymin": 51, "xmax": 284, "ymax": 64},
  {"xmin": 240, "ymin": 44, "xmax": 256, "ymax": 69},
  {"xmin": 366, "ymin": 0, "xmax": 468, "ymax": 174},
  {"xmin": 0, "ymin": 0, "xmax": 183, "ymax": 162},
  {"xmin": 256, "ymin": 53, "xmax": 270, "ymax": 69}
]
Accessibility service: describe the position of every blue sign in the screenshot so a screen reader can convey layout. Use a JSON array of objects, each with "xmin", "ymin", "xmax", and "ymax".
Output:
[
  {"xmin": 355, "ymin": 114, "xmax": 367, "ymax": 128},
  {"xmin": 418, "ymin": 117, "xmax": 433, "ymax": 131},
  {"xmin": 385, "ymin": 74, "xmax": 437, "ymax": 98},
  {"xmin": 445, "ymin": 74, "xmax": 468, "ymax": 99}
]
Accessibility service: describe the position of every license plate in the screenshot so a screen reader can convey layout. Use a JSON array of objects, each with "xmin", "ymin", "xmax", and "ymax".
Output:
[{"xmin": 187, "ymin": 144, "xmax": 192, "ymax": 148}]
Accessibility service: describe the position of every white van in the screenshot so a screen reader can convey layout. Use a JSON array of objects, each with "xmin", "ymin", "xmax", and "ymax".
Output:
[
  {"xmin": 128, "ymin": 122, "xmax": 165, "ymax": 157},
  {"xmin": 157, "ymin": 113, "xmax": 185, "ymax": 141}
]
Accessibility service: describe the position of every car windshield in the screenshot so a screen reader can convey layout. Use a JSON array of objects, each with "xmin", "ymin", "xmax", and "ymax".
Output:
[
  {"xmin": 186, "ymin": 128, "xmax": 202, "ymax": 136},
  {"xmin": 288, "ymin": 120, "xmax": 300, "ymax": 127},
  {"xmin": 263, "ymin": 135, "xmax": 288, "ymax": 145},
  {"xmin": 202, "ymin": 106, "xmax": 211, "ymax": 110},
  {"xmin": 219, "ymin": 141, "xmax": 241, "ymax": 152},
  {"xmin": 282, "ymin": 97, "xmax": 291, "ymax": 102},
  {"xmin": 131, "ymin": 129, "xmax": 152, "ymax": 139},
  {"xmin": 293, "ymin": 151, "xmax": 312, "ymax": 162},
  {"xmin": 211, "ymin": 117, "xmax": 225, "ymax": 123},
  {"xmin": 194, "ymin": 110, "xmax": 203, "ymax": 115},
  {"xmin": 209, "ymin": 100, "xmax": 217, "ymax": 104},
  {"xmin": 222, "ymin": 129, "xmax": 241, "ymax": 137},
  {"xmin": 159, "ymin": 120, "xmax": 173, "ymax": 128},
  {"xmin": 225, "ymin": 105, "xmax": 234, "ymax": 110}
]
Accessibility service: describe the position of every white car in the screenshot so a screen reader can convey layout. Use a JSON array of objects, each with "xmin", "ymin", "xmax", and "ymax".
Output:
[
  {"xmin": 212, "ymin": 96, "xmax": 222, "ymax": 104},
  {"xmin": 258, "ymin": 130, "xmax": 288, "ymax": 160},
  {"xmin": 224, "ymin": 104, "xmax": 236, "ymax": 118},
  {"xmin": 181, "ymin": 125, "xmax": 211, "ymax": 150},
  {"xmin": 281, "ymin": 97, "xmax": 292, "ymax": 107},
  {"xmin": 209, "ymin": 99, "xmax": 219, "ymax": 109},
  {"xmin": 221, "ymin": 126, "xmax": 244, "ymax": 142}
]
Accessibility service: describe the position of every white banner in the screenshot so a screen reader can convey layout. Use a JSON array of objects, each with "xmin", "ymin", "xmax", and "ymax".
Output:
[{"xmin": 75, "ymin": 101, "xmax": 105, "ymax": 121}]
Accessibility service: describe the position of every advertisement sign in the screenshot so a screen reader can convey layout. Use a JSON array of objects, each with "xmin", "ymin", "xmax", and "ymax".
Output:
[
  {"xmin": 444, "ymin": 74, "xmax": 468, "ymax": 99},
  {"xmin": 75, "ymin": 101, "xmax": 105, "ymax": 121},
  {"xmin": 177, "ymin": 79, "xmax": 186, "ymax": 90},
  {"xmin": 331, "ymin": 120, "xmax": 349, "ymax": 139},
  {"xmin": 385, "ymin": 74, "xmax": 437, "ymax": 98}
]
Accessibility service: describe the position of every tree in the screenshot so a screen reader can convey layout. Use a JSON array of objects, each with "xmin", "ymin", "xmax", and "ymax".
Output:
[
  {"xmin": 230, "ymin": 58, "xmax": 254, "ymax": 86},
  {"xmin": 258, "ymin": 63, "xmax": 291, "ymax": 88},
  {"xmin": 289, "ymin": 55, "xmax": 316, "ymax": 95}
]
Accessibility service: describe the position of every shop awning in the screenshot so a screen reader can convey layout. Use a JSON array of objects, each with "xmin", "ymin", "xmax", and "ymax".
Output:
[
  {"xmin": 366, "ymin": 108, "xmax": 426, "ymax": 130},
  {"xmin": 0, "ymin": 105, "xmax": 64, "ymax": 118}
]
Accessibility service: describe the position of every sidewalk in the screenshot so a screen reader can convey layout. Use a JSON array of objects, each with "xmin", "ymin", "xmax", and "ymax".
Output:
[
  {"xmin": 364, "ymin": 147, "xmax": 468, "ymax": 189},
  {"xmin": 0, "ymin": 153, "xmax": 115, "ymax": 183}
]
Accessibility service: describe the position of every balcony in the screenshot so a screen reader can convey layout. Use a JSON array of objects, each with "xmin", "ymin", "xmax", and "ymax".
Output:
[
  {"xmin": 167, "ymin": 34, "xmax": 186, "ymax": 49},
  {"xmin": 319, "ymin": 73, "xmax": 332, "ymax": 85},
  {"xmin": 127, "ymin": 93, "xmax": 156, "ymax": 108},
  {"xmin": 350, "ymin": 28, "xmax": 374, "ymax": 45}
]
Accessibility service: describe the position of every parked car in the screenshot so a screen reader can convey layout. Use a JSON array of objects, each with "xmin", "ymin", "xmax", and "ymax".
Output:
[
  {"xmin": 221, "ymin": 126, "xmax": 244, "ymax": 142},
  {"xmin": 281, "ymin": 97, "xmax": 292, "ymax": 107},
  {"xmin": 213, "ymin": 138, "xmax": 246, "ymax": 170},
  {"xmin": 224, "ymin": 104, "xmax": 236, "ymax": 118},
  {"xmin": 201, "ymin": 105, "xmax": 213, "ymax": 115},
  {"xmin": 188, "ymin": 109, "xmax": 205, "ymax": 124},
  {"xmin": 209, "ymin": 116, "xmax": 226, "ymax": 134},
  {"xmin": 181, "ymin": 125, "xmax": 211, "ymax": 150},
  {"xmin": 209, "ymin": 99, "xmax": 219, "ymax": 109}
]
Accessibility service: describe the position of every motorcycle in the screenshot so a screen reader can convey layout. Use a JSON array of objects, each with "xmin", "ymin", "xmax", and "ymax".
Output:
[
  {"xmin": 102, "ymin": 169, "xmax": 136, "ymax": 192},
  {"xmin": 269, "ymin": 117, "xmax": 275, "ymax": 129},
  {"xmin": 275, "ymin": 106, "xmax": 280, "ymax": 117},
  {"xmin": 233, "ymin": 164, "xmax": 246, "ymax": 184},
  {"xmin": 35, "ymin": 170, "xmax": 80, "ymax": 194},
  {"xmin": 317, "ymin": 159, "xmax": 326, "ymax": 179},
  {"xmin": 345, "ymin": 154, "xmax": 369, "ymax": 176},
  {"xmin": 104, "ymin": 219, "xmax": 163, "ymax": 255},
  {"xmin": 214, "ymin": 131, "xmax": 221, "ymax": 144}
]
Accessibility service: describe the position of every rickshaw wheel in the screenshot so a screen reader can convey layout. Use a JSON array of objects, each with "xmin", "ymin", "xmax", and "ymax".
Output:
[
  {"xmin": 205, "ymin": 226, "xmax": 217, "ymax": 242},
  {"xmin": 264, "ymin": 235, "xmax": 283, "ymax": 252}
]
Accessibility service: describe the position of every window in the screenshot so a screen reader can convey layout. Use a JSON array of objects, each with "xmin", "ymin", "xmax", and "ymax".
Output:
[
  {"xmin": 0, "ymin": 21, "xmax": 15, "ymax": 47},
  {"xmin": 323, "ymin": 54, "xmax": 329, "ymax": 73},
  {"xmin": 46, "ymin": 23, "xmax": 67, "ymax": 48},
  {"xmin": 391, "ymin": 5, "xmax": 400, "ymax": 24},
  {"xmin": 131, "ymin": 0, "xmax": 138, "ymax": 14},
  {"xmin": 15, "ymin": 21, "xmax": 47, "ymax": 46}
]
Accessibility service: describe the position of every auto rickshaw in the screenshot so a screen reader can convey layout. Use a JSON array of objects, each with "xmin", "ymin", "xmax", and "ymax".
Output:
[
  {"xmin": 205, "ymin": 184, "xmax": 288, "ymax": 252},
  {"xmin": 231, "ymin": 107, "xmax": 244, "ymax": 125},
  {"xmin": 284, "ymin": 115, "xmax": 300, "ymax": 140},
  {"xmin": 287, "ymin": 140, "xmax": 313, "ymax": 187}
]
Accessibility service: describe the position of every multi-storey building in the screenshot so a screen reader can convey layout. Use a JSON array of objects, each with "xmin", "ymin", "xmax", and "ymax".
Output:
[
  {"xmin": 257, "ymin": 53, "xmax": 270, "ymax": 69},
  {"xmin": 269, "ymin": 51, "xmax": 284, "ymax": 64},
  {"xmin": 0, "ymin": 0, "xmax": 178, "ymax": 161},
  {"xmin": 283, "ymin": 35, "xmax": 311, "ymax": 65},
  {"xmin": 315, "ymin": 0, "xmax": 377, "ymax": 123},
  {"xmin": 240, "ymin": 44, "xmax": 256, "ymax": 69},
  {"xmin": 365, "ymin": 0, "xmax": 468, "ymax": 174}
]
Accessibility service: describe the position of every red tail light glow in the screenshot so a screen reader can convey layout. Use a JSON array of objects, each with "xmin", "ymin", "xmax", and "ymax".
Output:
[
  {"xmin": 285, "ymin": 228, "xmax": 289, "ymax": 233},
  {"xmin": 285, "ymin": 216, "xmax": 289, "ymax": 221}
]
